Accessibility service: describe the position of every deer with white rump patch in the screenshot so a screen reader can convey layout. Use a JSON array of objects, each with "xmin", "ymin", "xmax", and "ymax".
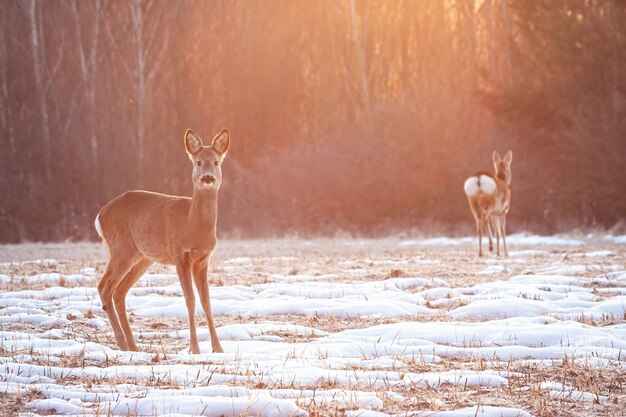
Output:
[
  {"xmin": 463, "ymin": 151, "xmax": 512, "ymax": 257},
  {"xmin": 95, "ymin": 128, "xmax": 230, "ymax": 354}
]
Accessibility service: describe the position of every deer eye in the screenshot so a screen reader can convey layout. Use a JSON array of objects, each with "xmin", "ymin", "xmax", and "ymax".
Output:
[
  {"xmin": 195, "ymin": 160, "xmax": 202, "ymax": 167},
  {"xmin": 214, "ymin": 160, "xmax": 219, "ymax": 166}
]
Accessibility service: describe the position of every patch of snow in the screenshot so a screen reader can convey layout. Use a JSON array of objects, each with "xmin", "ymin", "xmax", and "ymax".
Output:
[
  {"xmin": 508, "ymin": 249, "xmax": 546, "ymax": 256},
  {"xmin": 269, "ymin": 273, "xmax": 338, "ymax": 282},
  {"xmin": 478, "ymin": 265, "xmax": 506, "ymax": 275},
  {"xmin": 605, "ymin": 234, "xmax": 626, "ymax": 244},
  {"xmin": 506, "ymin": 234, "xmax": 585, "ymax": 246},
  {"xmin": 1, "ymin": 238, "xmax": 625, "ymax": 417},
  {"xmin": 402, "ymin": 237, "xmax": 475, "ymax": 246}
]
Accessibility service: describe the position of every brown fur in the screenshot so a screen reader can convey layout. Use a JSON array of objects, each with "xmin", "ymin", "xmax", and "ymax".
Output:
[
  {"xmin": 96, "ymin": 129, "xmax": 230, "ymax": 354},
  {"xmin": 464, "ymin": 151, "xmax": 512, "ymax": 257}
]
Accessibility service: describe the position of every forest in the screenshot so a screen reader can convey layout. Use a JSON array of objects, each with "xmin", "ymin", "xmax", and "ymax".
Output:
[{"xmin": 0, "ymin": 0, "xmax": 624, "ymax": 242}]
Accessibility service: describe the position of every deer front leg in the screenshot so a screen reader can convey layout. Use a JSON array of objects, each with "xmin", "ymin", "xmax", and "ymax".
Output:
[
  {"xmin": 176, "ymin": 260, "xmax": 200, "ymax": 354},
  {"xmin": 192, "ymin": 260, "xmax": 224, "ymax": 353}
]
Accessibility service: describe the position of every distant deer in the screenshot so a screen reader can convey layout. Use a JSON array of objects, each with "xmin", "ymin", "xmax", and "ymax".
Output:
[
  {"xmin": 463, "ymin": 151, "xmax": 512, "ymax": 257},
  {"xmin": 95, "ymin": 129, "xmax": 230, "ymax": 354}
]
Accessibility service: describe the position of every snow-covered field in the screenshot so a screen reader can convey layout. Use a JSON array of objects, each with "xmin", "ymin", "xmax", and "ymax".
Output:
[{"xmin": 1, "ymin": 233, "xmax": 625, "ymax": 416}]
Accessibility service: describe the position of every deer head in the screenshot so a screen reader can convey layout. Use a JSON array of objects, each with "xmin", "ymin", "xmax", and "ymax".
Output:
[
  {"xmin": 493, "ymin": 150, "xmax": 512, "ymax": 185},
  {"xmin": 185, "ymin": 129, "xmax": 230, "ymax": 191}
]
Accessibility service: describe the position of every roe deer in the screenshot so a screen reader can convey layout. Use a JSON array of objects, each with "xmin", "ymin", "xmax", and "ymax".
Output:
[
  {"xmin": 95, "ymin": 128, "xmax": 230, "ymax": 354},
  {"xmin": 463, "ymin": 151, "xmax": 512, "ymax": 257}
]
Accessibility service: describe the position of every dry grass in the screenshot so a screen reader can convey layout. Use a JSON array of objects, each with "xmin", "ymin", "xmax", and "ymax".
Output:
[{"xmin": 0, "ymin": 236, "xmax": 625, "ymax": 416}]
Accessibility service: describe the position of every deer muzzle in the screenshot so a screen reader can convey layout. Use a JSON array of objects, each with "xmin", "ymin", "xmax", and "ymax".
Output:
[{"xmin": 200, "ymin": 175, "xmax": 216, "ymax": 185}]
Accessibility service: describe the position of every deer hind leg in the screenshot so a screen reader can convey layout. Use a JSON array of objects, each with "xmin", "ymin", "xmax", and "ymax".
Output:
[
  {"xmin": 469, "ymin": 202, "xmax": 482, "ymax": 257},
  {"xmin": 113, "ymin": 257, "xmax": 153, "ymax": 351},
  {"xmin": 477, "ymin": 212, "xmax": 485, "ymax": 257},
  {"xmin": 192, "ymin": 260, "xmax": 224, "ymax": 353},
  {"xmin": 98, "ymin": 248, "xmax": 140, "ymax": 351},
  {"xmin": 500, "ymin": 214, "xmax": 508, "ymax": 256},
  {"xmin": 486, "ymin": 215, "xmax": 494, "ymax": 253},
  {"xmin": 176, "ymin": 260, "xmax": 200, "ymax": 354},
  {"xmin": 491, "ymin": 215, "xmax": 501, "ymax": 256}
]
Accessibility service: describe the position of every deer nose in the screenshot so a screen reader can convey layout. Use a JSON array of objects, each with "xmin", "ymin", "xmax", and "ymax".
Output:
[{"xmin": 201, "ymin": 175, "xmax": 216, "ymax": 184}]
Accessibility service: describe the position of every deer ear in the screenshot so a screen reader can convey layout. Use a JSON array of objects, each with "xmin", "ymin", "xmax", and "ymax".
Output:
[
  {"xmin": 503, "ymin": 150, "xmax": 513, "ymax": 165},
  {"xmin": 492, "ymin": 151, "xmax": 502, "ymax": 168},
  {"xmin": 185, "ymin": 129, "xmax": 203, "ymax": 156},
  {"xmin": 212, "ymin": 129, "xmax": 230, "ymax": 155}
]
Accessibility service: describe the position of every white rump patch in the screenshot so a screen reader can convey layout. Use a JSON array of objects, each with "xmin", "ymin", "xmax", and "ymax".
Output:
[
  {"xmin": 464, "ymin": 175, "xmax": 496, "ymax": 196},
  {"xmin": 94, "ymin": 214, "xmax": 103, "ymax": 238},
  {"xmin": 464, "ymin": 177, "xmax": 480, "ymax": 196},
  {"xmin": 479, "ymin": 175, "xmax": 497, "ymax": 195}
]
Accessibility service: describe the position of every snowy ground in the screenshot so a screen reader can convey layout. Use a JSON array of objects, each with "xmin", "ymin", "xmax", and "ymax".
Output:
[{"xmin": 0, "ymin": 233, "xmax": 625, "ymax": 416}]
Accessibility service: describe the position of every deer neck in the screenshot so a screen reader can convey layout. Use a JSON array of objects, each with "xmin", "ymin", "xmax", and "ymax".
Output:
[
  {"xmin": 189, "ymin": 187, "xmax": 219, "ymax": 232},
  {"xmin": 496, "ymin": 167, "xmax": 510, "ymax": 184}
]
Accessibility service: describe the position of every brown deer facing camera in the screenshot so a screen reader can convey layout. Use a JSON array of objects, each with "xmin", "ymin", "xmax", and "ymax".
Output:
[
  {"xmin": 95, "ymin": 128, "xmax": 230, "ymax": 354},
  {"xmin": 463, "ymin": 151, "xmax": 512, "ymax": 257}
]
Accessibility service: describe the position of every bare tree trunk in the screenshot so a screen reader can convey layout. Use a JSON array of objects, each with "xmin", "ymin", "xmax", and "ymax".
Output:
[
  {"xmin": 103, "ymin": 1, "xmax": 173, "ymax": 187},
  {"xmin": 482, "ymin": 0, "xmax": 512, "ymax": 85},
  {"xmin": 347, "ymin": 0, "xmax": 371, "ymax": 119},
  {"xmin": 498, "ymin": 0, "xmax": 512, "ymax": 83},
  {"xmin": 128, "ymin": 0, "xmax": 171, "ymax": 184},
  {"xmin": 459, "ymin": 0, "xmax": 478, "ymax": 90},
  {"xmin": 0, "ymin": 15, "xmax": 15, "ymax": 157},
  {"xmin": 26, "ymin": 0, "xmax": 51, "ymax": 178},
  {"xmin": 130, "ymin": 0, "xmax": 146, "ymax": 182},
  {"xmin": 71, "ymin": 0, "xmax": 101, "ymax": 168}
]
